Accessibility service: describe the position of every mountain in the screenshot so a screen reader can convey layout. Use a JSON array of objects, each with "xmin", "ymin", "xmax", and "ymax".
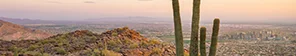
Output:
[
  {"xmin": 0, "ymin": 17, "xmax": 88, "ymax": 25},
  {"xmin": 85, "ymin": 16, "xmax": 173, "ymax": 24},
  {"xmin": 0, "ymin": 17, "xmax": 173, "ymax": 24},
  {"xmin": 0, "ymin": 27, "xmax": 188, "ymax": 56},
  {"xmin": 0, "ymin": 20, "xmax": 51, "ymax": 40}
]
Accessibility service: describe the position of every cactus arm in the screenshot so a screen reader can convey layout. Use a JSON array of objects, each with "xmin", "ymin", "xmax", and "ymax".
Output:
[
  {"xmin": 172, "ymin": 0, "xmax": 184, "ymax": 56},
  {"xmin": 189, "ymin": 0, "xmax": 201, "ymax": 56},
  {"xmin": 200, "ymin": 27, "xmax": 207, "ymax": 56},
  {"xmin": 209, "ymin": 18, "xmax": 220, "ymax": 56}
]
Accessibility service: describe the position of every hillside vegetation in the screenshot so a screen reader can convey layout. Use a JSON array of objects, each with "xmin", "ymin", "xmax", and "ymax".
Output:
[{"xmin": 0, "ymin": 27, "xmax": 188, "ymax": 56}]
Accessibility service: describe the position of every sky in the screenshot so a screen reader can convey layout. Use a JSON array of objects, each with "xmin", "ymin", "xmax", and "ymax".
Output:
[{"xmin": 0, "ymin": 0, "xmax": 295, "ymax": 24}]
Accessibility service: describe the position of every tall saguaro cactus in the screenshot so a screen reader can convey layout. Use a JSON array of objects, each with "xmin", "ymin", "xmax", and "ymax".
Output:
[
  {"xmin": 171, "ymin": 0, "xmax": 220, "ymax": 55},
  {"xmin": 209, "ymin": 18, "xmax": 220, "ymax": 56},
  {"xmin": 190, "ymin": 0, "xmax": 201, "ymax": 56},
  {"xmin": 171, "ymin": 0, "xmax": 184, "ymax": 56},
  {"xmin": 200, "ymin": 27, "xmax": 207, "ymax": 56}
]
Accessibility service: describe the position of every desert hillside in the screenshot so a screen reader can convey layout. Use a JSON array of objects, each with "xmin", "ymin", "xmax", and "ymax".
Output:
[
  {"xmin": 0, "ymin": 27, "xmax": 188, "ymax": 56},
  {"xmin": 0, "ymin": 20, "xmax": 51, "ymax": 40}
]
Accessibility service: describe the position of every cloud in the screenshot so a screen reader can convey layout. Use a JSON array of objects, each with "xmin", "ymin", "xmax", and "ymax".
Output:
[
  {"xmin": 137, "ymin": 0, "xmax": 153, "ymax": 1},
  {"xmin": 84, "ymin": 1, "xmax": 96, "ymax": 3}
]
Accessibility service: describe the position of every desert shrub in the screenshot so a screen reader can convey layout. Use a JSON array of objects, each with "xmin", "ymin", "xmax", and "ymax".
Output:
[
  {"xmin": 88, "ymin": 36, "xmax": 98, "ymax": 41},
  {"xmin": 108, "ymin": 39, "xmax": 122, "ymax": 47},
  {"xmin": 93, "ymin": 49, "xmax": 100, "ymax": 53},
  {"xmin": 8, "ymin": 46, "xmax": 21, "ymax": 52},
  {"xmin": 27, "ymin": 45, "xmax": 39, "ymax": 51},
  {"xmin": 41, "ymin": 39, "xmax": 56, "ymax": 44},
  {"xmin": 54, "ymin": 47, "xmax": 67, "ymax": 55},
  {"xmin": 112, "ymin": 32, "xmax": 118, "ymax": 36},
  {"xmin": 60, "ymin": 34, "xmax": 69, "ymax": 39},
  {"xmin": 101, "ymin": 49, "xmax": 120, "ymax": 56},
  {"xmin": 41, "ymin": 40, "xmax": 50, "ymax": 44},
  {"xmin": 129, "ymin": 43, "xmax": 139, "ymax": 48},
  {"xmin": 58, "ymin": 43, "xmax": 64, "ymax": 46},
  {"xmin": 57, "ymin": 38, "xmax": 68, "ymax": 43},
  {"xmin": 42, "ymin": 53, "xmax": 51, "ymax": 56},
  {"xmin": 108, "ymin": 40, "xmax": 117, "ymax": 46},
  {"xmin": 80, "ymin": 50, "xmax": 94, "ymax": 56},
  {"xmin": 88, "ymin": 49, "xmax": 100, "ymax": 56},
  {"xmin": 122, "ymin": 38, "xmax": 132, "ymax": 44},
  {"xmin": 291, "ymin": 40, "xmax": 296, "ymax": 43},
  {"xmin": 85, "ymin": 31, "xmax": 94, "ymax": 35},
  {"xmin": 149, "ymin": 39, "xmax": 161, "ymax": 44},
  {"xmin": 24, "ymin": 51, "xmax": 42, "ymax": 56},
  {"xmin": 116, "ymin": 39, "xmax": 122, "ymax": 44},
  {"xmin": 140, "ymin": 41, "xmax": 150, "ymax": 47},
  {"xmin": 13, "ymin": 52, "xmax": 19, "ymax": 56},
  {"xmin": 113, "ymin": 47, "xmax": 121, "ymax": 52},
  {"xmin": 152, "ymin": 48, "xmax": 162, "ymax": 55},
  {"xmin": 97, "ymin": 42, "xmax": 104, "ymax": 47}
]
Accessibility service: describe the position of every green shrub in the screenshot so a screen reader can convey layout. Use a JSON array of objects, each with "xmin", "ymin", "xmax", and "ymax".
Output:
[
  {"xmin": 13, "ymin": 52, "xmax": 19, "ymax": 56},
  {"xmin": 129, "ymin": 43, "xmax": 139, "ymax": 48},
  {"xmin": 42, "ymin": 53, "xmax": 51, "ymax": 56},
  {"xmin": 149, "ymin": 39, "xmax": 161, "ymax": 44},
  {"xmin": 140, "ymin": 41, "xmax": 150, "ymax": 47},
  {"xmin": 292, "ymin": 40, "xmax": 296, "ymax": 43},
  {"xmin": 24, "ymin": 51, "xmax": 42, "ymax": 56},
  {"xmin": 54, "ymin": 47, "xmax": 67, "ymax": 55},
  {"xmin": 97, "ymin": 42, "xmax": 104, "ymax": 47},
  {"xmin": 122, "ymin": 38, "xmax": 132, "ymax": 44},
  {"xmin": 101, "ymin": 49, "xmax": 120, "ymax": 56},
  {"xmin": 114, "ymin": 47, "xmax": 121, "ymax": 52},
  {"xmin": 92, "ymin": 49, "xmax": 100, "ymax": 56},
  {"xmin": 57, "ymin": 37, "xmax": 68, "ymax": 43},
  {"xmin": 41, "ymin": 39, "xmax": 56, "ymax": 44},
  {"xmin": 28, "ymin": 45, "xmax": 39, "ymax": 51},
  {"xmin": 107, "ymin": 39, "xmax": 122, "ymax": 47},
  {"xmin": 81, "ymin": 50, "xmax": 94, "ymax": 56},
  {"xmin": 107, "ymin": 40, "xmax": 116, "ymax": 46},
  {"xmin": 93, "ymin": 49, "xmax": 100, "ymax": 53},
  {"xmin": 58, "ymin": 43, "xmax": 64, "ymax": 46},
  {"xmin": 112, "ymin": 32, "xmax": 118, "ymax": 36},
  {"xmin": 8, "ymin": 46, "xmax": 21, "ymax": 52},
  {"xmin": 152, "ymin": 48, "xmax": 162, "ymax": 55}
]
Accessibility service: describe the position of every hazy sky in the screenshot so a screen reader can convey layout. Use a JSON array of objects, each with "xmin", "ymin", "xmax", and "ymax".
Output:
[{"xmin": 0, "ymin": 0, "xmax": 295, "ymax": 23}]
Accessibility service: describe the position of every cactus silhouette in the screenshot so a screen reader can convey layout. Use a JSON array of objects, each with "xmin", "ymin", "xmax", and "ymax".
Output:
[
  {"xmin": 189, "ymin": 19, "xmax": 220, "ymax": 56},
  {"xmin": 200, "ymin": 27, "xmax": 207, "ymax": 56},
  {"xmin": 171, "ymin": 0, "xmax": 220, "ymax": 55},
  {"xmin": 171, "ymin": 0, "xmax": 184, "ymax": 56},
  {"xmin": 190, "ymin": 0, "xmax": 201, "ymax": 56},
  {"xmin": 209, "ymin": 18, "xmax": 220, "ymax": 56}
]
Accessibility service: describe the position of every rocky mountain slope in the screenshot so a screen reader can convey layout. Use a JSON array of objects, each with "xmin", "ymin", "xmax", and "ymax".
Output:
[
  {"xmin": 0, "ymin": 27, "xmax": 188, "ymax": 56},
  {"xmin": 0, "ymin": 20, "xmax": 50, "ymax": 40}
]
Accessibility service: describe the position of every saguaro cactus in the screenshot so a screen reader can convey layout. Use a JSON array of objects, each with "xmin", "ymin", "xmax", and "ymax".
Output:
[
  {"xmin": 209, "ymin": 18, "xmax": 220, "ymax": 56},
  {"xmin": 200, "ymin": 27, "xmax": 207, "ymax": 56},
  {"xmin": 189, "ymin": 0, "xmax": 201, "ymax": 56},
  {"xmin": 189, "ymin": 18, "xmax": 220, "ymax": 56},
  {"xmin": 171, "ymin": 0, "xmax": 184, "ymax": 56}
]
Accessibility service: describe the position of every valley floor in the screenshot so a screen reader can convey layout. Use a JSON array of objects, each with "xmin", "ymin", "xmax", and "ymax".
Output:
[{"xmin": 216, "ymin": 41, "xmax": 296, "ymax": 56}]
